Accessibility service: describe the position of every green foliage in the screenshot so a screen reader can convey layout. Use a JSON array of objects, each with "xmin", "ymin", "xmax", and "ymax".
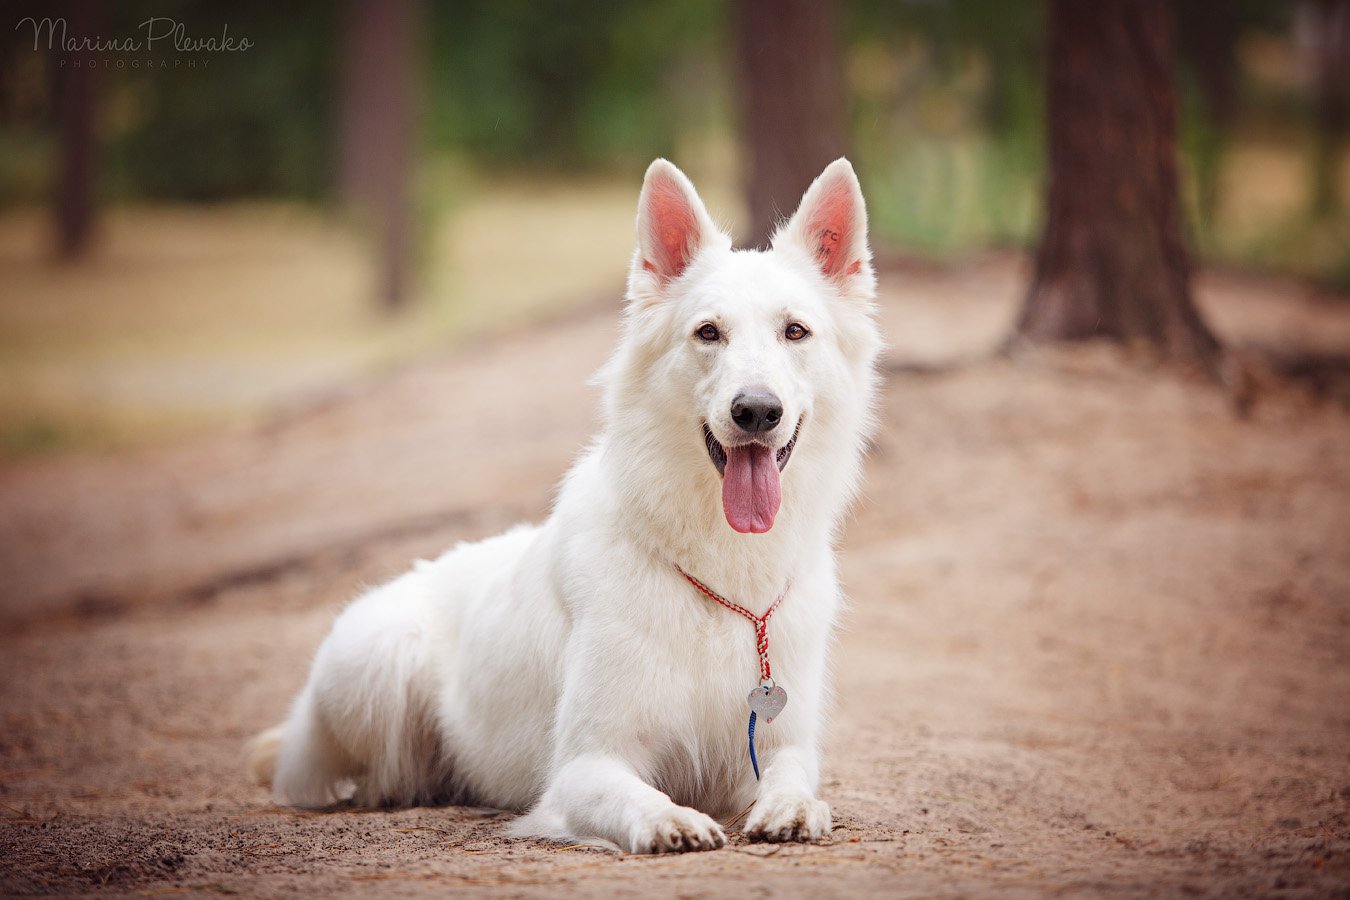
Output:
[
  {"xmin": 102, "ymin": 0, "xmax": 338, "ymax": 201},
  {"xmin": 424, "ymin": 0, "xmax": 721, "ymax": 171},
  {"xmin": 845, "ymin": 0, "xmax": 1045, "ymax": 251},
  {"xmin": 0, "ymin": 0, "xmax": 1344, "ymax": 282},
  {"xmin": 0, "ymin": 0, "xmax": 338, "ymax": 202}
]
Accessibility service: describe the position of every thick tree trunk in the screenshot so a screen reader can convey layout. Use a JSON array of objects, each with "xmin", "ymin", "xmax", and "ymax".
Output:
[
  {"xmin": 55, "ymin": 0, "xmax": 98, "ymax": 259},
  {"xmin": 734, "ymin": 0, "xmax": 847, "ymax": 248},
  {"xmin": 1016, "ymin": 0, "xmax": 1219, "ymax": 369},
  {"xmin": 340, "ymin": 0, "xmax": 417, "ymax": 311}
]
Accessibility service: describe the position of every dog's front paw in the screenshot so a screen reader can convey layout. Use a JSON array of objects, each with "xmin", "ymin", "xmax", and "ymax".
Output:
[
  {"xmin": 745, "ymin": 793, "xmax": 831, "ymax": 843},
  {"xmin": 630, "ymin": 805, "xmax": 726, "ymax": 854}
]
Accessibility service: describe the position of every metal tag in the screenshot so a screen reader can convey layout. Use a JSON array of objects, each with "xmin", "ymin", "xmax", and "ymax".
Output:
[{"xmin": 747, "ymin": 685, "xmax": 788, "ymax": 723}]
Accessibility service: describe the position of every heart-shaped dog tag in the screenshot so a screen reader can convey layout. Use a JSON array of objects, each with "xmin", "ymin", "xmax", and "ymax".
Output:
[{"xmin": 747, "ymin": 685, "xmax": 788, "ymax": 723}]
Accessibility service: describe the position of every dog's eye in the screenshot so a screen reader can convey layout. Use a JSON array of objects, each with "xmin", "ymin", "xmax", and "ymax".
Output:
[
  {"xmin": 784, "ymin": 322, "xmax": 810, "ymax": 341},
  {"xmin": 696, "ymin": 323, "xmax": 720, "ymax": 342}
]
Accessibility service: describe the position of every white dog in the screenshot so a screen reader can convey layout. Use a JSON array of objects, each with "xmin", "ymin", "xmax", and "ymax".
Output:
[{"xmin": 249, "ymin": 158, "xmax": 882, "ymax": 853}]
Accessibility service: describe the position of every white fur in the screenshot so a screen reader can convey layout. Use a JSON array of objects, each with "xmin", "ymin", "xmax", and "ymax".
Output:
[{"xmin": 250, "ymin": 159, "xmax": 882, "ymax": 853}]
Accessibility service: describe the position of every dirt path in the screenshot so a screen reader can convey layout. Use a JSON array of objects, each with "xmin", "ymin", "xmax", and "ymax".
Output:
[{"xmin": 3, "ymin": 258, "xmax": 1349, "ymax": 897}]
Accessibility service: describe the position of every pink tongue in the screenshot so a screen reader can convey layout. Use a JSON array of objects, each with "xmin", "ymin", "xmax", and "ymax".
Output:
[{"xmin": 722, "ymin": 444, "xmax": 781, "ymax": 534}]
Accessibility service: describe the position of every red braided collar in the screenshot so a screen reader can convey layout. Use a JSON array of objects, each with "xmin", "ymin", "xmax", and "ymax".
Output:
[{"xmin": 673, "ymin": 564, "xmax": 787, "ymax": 683}]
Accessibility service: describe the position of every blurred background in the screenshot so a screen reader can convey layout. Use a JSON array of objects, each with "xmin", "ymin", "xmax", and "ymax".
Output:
[{"xmin": 0, "ymin": 0, "xmax": 1347, "ymax": 457}]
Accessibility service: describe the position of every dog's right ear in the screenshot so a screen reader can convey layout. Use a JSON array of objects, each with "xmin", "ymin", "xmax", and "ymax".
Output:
[{"xmin": 629, "ymin": 160, "xmax": 724, "ymax": 300}]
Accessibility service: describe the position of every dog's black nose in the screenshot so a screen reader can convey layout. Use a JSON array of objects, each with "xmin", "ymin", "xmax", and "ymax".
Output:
[{"xmin": 730, "ymin": 389, "xmax": 783, "ymax": 434}]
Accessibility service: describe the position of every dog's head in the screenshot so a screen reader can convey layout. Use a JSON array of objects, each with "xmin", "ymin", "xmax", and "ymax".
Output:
[{"xmin": 606, "ymin": 159, "xmax": 881, "ymax": 536}]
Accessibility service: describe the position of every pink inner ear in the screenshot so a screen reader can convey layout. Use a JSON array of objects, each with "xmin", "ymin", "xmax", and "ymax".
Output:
[
  {"xmin": 644, "ymin": 175, "xmax": 700, "ymax": 282},
  {"xmin": 805, "ymin": 181, "xmax": 857, "ymax": 279}
]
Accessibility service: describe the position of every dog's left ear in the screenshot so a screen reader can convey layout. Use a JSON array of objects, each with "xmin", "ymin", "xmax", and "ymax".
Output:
[{"xmin": 773, "ymin": 158, "xmax": 874, "ymax": 298}]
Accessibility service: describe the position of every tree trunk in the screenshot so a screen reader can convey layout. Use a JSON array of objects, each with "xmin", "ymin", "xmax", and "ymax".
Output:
[
  {"xmin": 55, "ymin": 0, "xmax": 98, "ymax": 259},
  {"xmin": 734, "ymin": 0, "xmax": 847, "ymax": 248},
  {"xmin": 340, "ymin": 0, "xmax": 417, "ymax": 311},
  {"xmin": 1015, "ymin": 0, "xmax": 1219, "ymax": 369}
]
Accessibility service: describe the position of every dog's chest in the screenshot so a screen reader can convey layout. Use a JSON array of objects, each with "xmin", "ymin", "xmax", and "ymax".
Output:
[
  {"xmin": 639, "ymin": 611, "xmax": 795, "ymax": 812},
  {"xmin": 652, "ymin": 600, "xmax": 805, "ymax": 729},
  {"xmin": 683, "ymin": 603, "xmax": 771, "ymax": 682}
]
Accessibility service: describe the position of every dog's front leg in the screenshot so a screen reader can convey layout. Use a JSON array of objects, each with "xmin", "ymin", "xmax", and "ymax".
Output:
[
  {"xmin": 744, "ymin": 744, "xmax": 832, "ymax": 842},
  {"xmin": 536, "ymin": 754, "xmax": 726, "ymax": 853}
]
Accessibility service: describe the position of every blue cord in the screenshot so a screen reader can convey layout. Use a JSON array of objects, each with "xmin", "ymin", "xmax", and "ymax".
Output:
[{"xmin": 748, "ymin": 710, "xmax": 760, "ymax": 780}]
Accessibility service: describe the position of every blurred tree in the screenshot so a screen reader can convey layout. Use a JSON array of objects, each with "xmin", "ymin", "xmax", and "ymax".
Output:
[
  {"xmin": 340, "ymin": 0, "xmax": 417, "ymax": 311},
  {"xmin": 1015, "ymin": 0, "xmax": 1219, "ymax": 369},
  {"xmin": 55, "ymin": 0, "xmax": 98, "ymax": 258},
  {"xmin": 734, "ymin": 0, "xmax": 847, "ymax": 247},
  {"xmin": 1310, "ymin": 0, "xmax": 1350, "ymax": 218}
]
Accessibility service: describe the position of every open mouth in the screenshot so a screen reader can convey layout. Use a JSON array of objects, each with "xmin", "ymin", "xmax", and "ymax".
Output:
[
  {"xmin": 703, "ymin": 419, "xmax": 801, "ymax": 534},
  {"xmin": 702, "ymin": 418, "xmax": 801, "ymax": 477}
]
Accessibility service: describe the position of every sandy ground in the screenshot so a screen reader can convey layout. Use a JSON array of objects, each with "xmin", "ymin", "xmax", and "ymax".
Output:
[{"xmin": 2, "ymin": 256, "xmax": 1349, "ymax": 897}]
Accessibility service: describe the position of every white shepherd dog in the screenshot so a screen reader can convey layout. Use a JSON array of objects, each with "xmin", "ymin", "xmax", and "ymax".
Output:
[{"xmin": 249, "ymin": 158, "xmax": 882, "ymax": 853}]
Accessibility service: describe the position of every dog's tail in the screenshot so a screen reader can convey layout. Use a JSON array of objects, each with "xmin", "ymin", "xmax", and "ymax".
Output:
[{"xmin": 244, "ymin": 724, "xmax": 285, "ymax": 788}]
